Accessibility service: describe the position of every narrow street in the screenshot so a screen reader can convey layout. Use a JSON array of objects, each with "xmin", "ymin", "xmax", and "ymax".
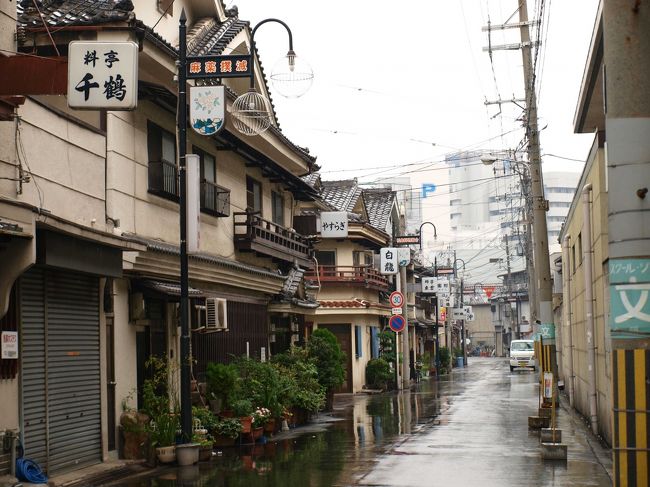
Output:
[{"xmin": 106, "ymin": 358, "xmax": 612, "ymax": 487}]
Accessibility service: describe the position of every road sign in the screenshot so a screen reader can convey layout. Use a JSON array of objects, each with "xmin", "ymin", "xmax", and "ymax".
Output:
[
  {"xmin": 389, "ymin": 291, "xmax": 404, "ymax": 307},
  {"xmin": 452, "ymin": 308, "xmax": 465, "ymax": 320},
  {"xmin": 395, "ymin": 235, "xmax": 420, "ymax": 246},
  {"xmin": 389, "ymin": 314, "xmax": 406, "ymax": 332},
  {"xmin": 391, "ymin": 307, "xmax": 402, "ymax": 315}
]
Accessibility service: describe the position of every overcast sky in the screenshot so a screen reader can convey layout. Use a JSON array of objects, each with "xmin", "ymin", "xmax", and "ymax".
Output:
[{"xmin": 235, "ymin": 0, "xmax": 599, "ymax": 186}]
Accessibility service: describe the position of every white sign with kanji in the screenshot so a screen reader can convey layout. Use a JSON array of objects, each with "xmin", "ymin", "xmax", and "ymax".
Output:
[
  {"xmin": 380, "ymin": 247, "xmax": 398, "ymax": 275},
  {"xmin": 421, "ymin": 277, "xmax": 437, "ymax": 294},
  {"xmin": 68, "ymin": 41, "xmax": 138, "ymax": 110},
  {"xmin": 320, "ymin": 212, "xmax": 348, "ymax": 238}
]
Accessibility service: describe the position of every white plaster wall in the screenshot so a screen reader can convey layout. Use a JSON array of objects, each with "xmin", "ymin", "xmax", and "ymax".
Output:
[
  {"xmin": 0, "ymin": 381, "xmax": 19, "ymax": 432},
  {"xmin": 11, "ymin": 100, "xmax": 107, "ymax": 229},
  {"xmin": 113, "ymin": 279, "xmax": 138, "ymax": 414}
]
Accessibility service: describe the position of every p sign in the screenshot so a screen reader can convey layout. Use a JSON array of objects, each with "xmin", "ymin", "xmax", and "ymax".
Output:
[
  {"xmin": 389, "ymin": 314, "xmax": 406, "ymax": 333},
  {"xmin": 422, "ymin": 183, "xmax": 437, "ymax": 198}
]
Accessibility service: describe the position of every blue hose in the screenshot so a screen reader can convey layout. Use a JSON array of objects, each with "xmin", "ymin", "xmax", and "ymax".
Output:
[{"xmin": 16, "ymin": 458, "xmax": 48, "ymax": 484}]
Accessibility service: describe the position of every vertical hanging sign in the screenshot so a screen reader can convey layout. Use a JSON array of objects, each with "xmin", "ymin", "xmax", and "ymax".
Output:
[
  {"xmin": 190, "ymin": 85, "xmax": 225, "ymax": 135},
  {"xmin": 380, "ymin": 247, "xmax": 398, "ymax": 275},
  {"xmin": 68, "ymin": 41, "xmax": 138, "ymax": 110}
]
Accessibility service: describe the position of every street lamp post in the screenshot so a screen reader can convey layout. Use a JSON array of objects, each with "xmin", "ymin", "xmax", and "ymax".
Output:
[
  {"xmin": 418, "ymin": 222, "xmax": 438, "ymax": 375},
  {"xmin": 177, "ymin": 9, "xmax": 311, "ymax": 441}
]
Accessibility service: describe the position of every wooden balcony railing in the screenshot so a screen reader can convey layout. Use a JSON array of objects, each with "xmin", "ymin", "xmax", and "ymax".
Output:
[
  {"xmin": 233, "ymin": 212, "xmax": 313, "ymax": 267},
  {"xmin": 148, "ymin": 159, "xmax": 178, "ymax": 200},
  {"xmin": 305, "ymin": 265, "xmax": 389, "ymax": 291},
  {"xmin": 201, "ymin": 180, "xmax": 230, "ymax": 217}
]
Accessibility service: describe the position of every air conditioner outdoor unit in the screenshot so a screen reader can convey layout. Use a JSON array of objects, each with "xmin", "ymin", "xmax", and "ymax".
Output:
[{"xmin": 205, "ymin": 298, "xmax": 227, "ymax": 330}]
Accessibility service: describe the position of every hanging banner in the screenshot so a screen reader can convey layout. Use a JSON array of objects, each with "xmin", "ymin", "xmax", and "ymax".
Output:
[{"xmin": 190, "ymin": 85, "xmax": 225, "ymax": 135}]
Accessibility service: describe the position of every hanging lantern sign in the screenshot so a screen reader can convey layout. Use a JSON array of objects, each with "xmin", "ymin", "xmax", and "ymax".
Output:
[{"xmin": 190, "ymin": 85, "xmax": 225, "ymax": 136}]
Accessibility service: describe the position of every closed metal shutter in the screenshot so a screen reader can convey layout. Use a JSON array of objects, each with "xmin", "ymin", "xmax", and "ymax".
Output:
[{"xmin": 21, "ymin": 267, "xmax": 101, "ymax": 474}]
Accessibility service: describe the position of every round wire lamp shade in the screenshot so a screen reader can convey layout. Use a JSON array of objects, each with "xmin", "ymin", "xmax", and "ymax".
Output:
[
  {"xmin": 231, "ymin": 89, "xmax": 273, "ymax": 136},
  {"xmin": 270, "ymin": 51, "xmax": 314, "ymax": 98}
]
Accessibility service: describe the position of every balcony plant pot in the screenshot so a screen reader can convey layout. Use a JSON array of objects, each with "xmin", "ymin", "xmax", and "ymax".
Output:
[
  {"xmin": 155, "ymin": 445, "xmax": 176, "ymax": 464},
  {"xmin": 176, "ymin": 443, "xmax": 200, "ymax": 466}
]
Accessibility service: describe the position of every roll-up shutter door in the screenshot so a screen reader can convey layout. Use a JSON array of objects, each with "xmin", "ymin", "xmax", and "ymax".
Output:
[{"xmin": 21, "ymin": 267, "xmax": 101, "ymax": 474}]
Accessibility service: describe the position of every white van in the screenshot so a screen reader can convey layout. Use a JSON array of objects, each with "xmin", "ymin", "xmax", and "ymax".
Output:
[{"xmin": 509, "ymin": 339, "xmax": 536, "ymax": 371}]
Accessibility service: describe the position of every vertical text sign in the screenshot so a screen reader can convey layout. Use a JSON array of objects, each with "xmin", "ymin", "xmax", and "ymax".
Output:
[
  {"xmin": 380, "ymin": 247, "xmax": 398, "ymax": 275},
  {"xmin": 68, "ymin": 41, "xmax": 138, "ymax": 110}
]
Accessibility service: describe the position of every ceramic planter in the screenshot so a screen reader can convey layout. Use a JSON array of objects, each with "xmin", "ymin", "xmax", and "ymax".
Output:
[
  {"xmin": 155, "ymin": 445, "xmax": 176, "ymax": 464},
  {"xmin": 176, "ymin": 443, "xmax": 200, "ymax": 466},
  {"xmin": 251, "ymin": 426, "xmax": 264, "ymax": 441},
  {"xmin": 239, "ymin": 416, "xmax": 253, "ymax": 434}
]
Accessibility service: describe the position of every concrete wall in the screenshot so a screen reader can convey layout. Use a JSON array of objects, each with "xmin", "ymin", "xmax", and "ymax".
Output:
[{"xmin": 559, "ymin": 145, "xmax": 612, "ymax": 445}]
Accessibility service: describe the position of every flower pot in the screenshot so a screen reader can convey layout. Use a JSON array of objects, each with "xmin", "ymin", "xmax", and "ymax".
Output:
[
  {"xmin": 176, "ymin": 443, "xmax": 200, "ymax": 466},
  {"xmin": 264, "ymin": 418, "xmax": 276, "ymax": 436},
  {"xmin": 213, "ymin": 434, "xmax": 237, "ymax": 447},
  {"xmin": 199, "ymin": 445, "xmax": 212, "ymax": 462},
  {"xmin": 155, "ymin": 445, "xmax": 176, "ymax": 464},
  {"xmin": 251, "ymin": 426, "xmax": 263, "ymax": 441},
  {"xmin": 239, "ymin": 416, "xmax": 253, "ymax": 434}
]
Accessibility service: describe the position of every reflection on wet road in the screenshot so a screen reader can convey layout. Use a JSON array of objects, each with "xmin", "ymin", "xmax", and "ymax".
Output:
[{"xmin": 107, "ymin": 358, "xmax": 612, "ymax": 487}]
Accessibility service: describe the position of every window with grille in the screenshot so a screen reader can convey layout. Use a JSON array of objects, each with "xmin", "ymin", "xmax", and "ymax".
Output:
[{"xmin": 147, "ymin": 121, "xmax": 178, "ymax": 199}]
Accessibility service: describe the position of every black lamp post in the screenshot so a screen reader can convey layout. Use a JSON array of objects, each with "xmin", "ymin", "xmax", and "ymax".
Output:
[
  {"xmin": 418, "ymin": 221, "xmax": 437, "ymax": 251},
  {"xmin": 177, "ymin": 9, "xmax": 311, "ymax": 441}
]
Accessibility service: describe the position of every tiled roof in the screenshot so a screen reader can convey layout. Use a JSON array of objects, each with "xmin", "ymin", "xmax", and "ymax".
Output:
[
  {"xmin": 319, "ymin": 299, "xmax": 390, "ymax": 309},
  {"xmin": 320, "ymin": 179, "xmax": 362, "ymax": 213},
  {"xmin": 275, "ymin": 267, "xmax": 319, "ymax": 309},
  {"xmin": 121, "ymin": 233, "xmax": 285, "ymax": 280},
  {"xmin": 362, "ymin": 188, "xmax": 395, "ymax": 231},
  {"xmin": 187, "ymin": 17, "xmax": 248, "ymax": 56},
  {"xmin": 17, "ymin": 0, "xmax": 134, "ymax": 30}
]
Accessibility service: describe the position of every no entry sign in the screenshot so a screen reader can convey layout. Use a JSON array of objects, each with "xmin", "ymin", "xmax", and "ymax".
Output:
[{"xmin": 389, "ymin": 314, "xmax": 406, "ymax": 333}]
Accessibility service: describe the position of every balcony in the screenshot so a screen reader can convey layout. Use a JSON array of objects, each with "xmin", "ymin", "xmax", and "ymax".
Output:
[
  {"xmin": 201, "ymin": 181, "xmax": 230, "ymax": 217},
  {"xmin": 148, "ymin": 159, "xmax": 178, "ymax": 200},
  {"xmin": 233, "ymin": 212, "xmax": 313, "ymax": 267},
  {"xmin": 305, "ymin": 265, "xmax": 389, "ymax": 291}
]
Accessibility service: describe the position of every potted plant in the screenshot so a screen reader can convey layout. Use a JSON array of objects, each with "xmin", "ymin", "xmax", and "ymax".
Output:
[
  {"xmin": 205, "ymin": 362, "xmax": 238, "ymax": 414},
  {"xmin": 231, "ymin": 398, "xmax": 253, "ymax": 434},
  {"xmin": 252, "ymin": 407, "xmax": 271, "ymax": 437},
  {"xmin": 365, "ymin": 358, "xmax": 392, "ymax": 390},
  {"xmin": 213, "ymin": 417, "xmax": 242, "ymax": 447},
  {"xmin": 141, "ymin": 357, "xmax": 180, "ymax": 464}
]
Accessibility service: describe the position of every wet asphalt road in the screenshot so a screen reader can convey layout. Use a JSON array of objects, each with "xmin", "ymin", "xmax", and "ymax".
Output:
[{"xmin": 108, "ymin": 357, "xmax": 612, "ymax": 487}]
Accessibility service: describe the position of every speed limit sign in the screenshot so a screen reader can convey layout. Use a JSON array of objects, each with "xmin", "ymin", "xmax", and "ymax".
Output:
[{"xmin": 389, "ymin": 291, "xmax": 404, "ymax": 308}]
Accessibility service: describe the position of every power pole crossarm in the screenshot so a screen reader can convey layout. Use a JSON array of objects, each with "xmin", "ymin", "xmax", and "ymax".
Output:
[{"xmin": 482, "ymin": 20, "xmax": 540, "ymax": 31}]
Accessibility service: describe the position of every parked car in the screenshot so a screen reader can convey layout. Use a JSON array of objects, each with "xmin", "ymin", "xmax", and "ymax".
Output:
[{"xmin": 509, "ymin": 339, "xmax": 536, "ymax": 372}]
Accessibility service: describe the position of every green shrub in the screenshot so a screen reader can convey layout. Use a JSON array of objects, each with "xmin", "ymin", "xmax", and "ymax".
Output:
[
  {"xmin": 213, "ymin": 418, "xmax": 242, "ymax": 439},
  {"xmin": 439, "ymin": 347, "xmax": 451, "ymax": 370},
  {"xmin": 365, "ymin": 358, "xmax": 392, "ymax": 389},
  {"xmin": 307, "ymin": 328, "xmax": 346, "ymax": 393},
  {"xmin": 272, "ymin": 347, "xmax": 325, "ymax": 413},
  {"xmin": 205, "ymin": 362, "xmax": 238, "ymax": 409}
]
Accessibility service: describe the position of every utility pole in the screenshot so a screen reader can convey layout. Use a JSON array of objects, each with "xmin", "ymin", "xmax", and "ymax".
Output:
[
  {"xmin": 504, "ymin": 234, "xmax": 514, "ymax": 338},
  {"xmin": 484, "ymin": 1, "xmax": 553, "ymax": 337},
  {"xmin": 400, "ymin": 263, "xmax": 410, "ymax": 388}
]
